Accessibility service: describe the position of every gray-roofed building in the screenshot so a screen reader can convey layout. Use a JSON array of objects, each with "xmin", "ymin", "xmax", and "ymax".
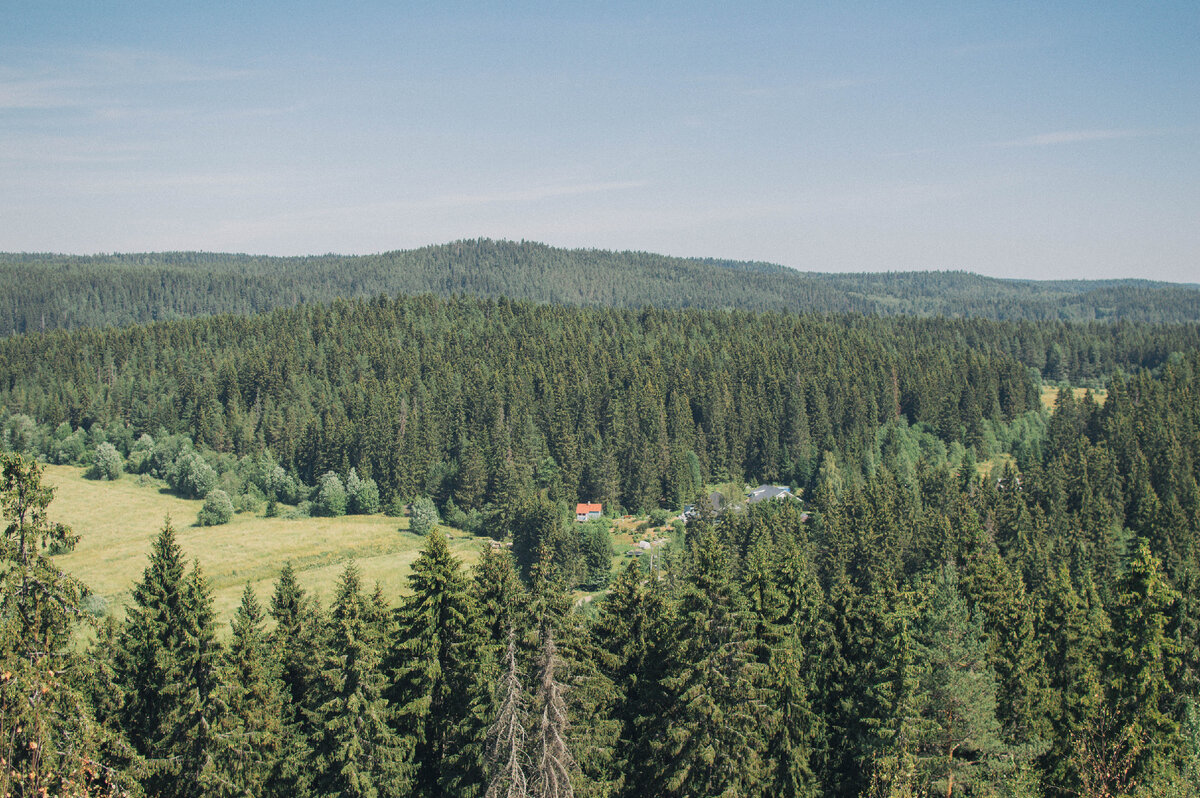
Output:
[{"xmin": 747, "ymin": 484, "xmax": 796, "ymax": 504}]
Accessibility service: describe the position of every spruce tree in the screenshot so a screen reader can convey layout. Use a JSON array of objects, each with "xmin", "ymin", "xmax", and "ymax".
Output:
[
  {"xmin": 486, "ymin": 629, "xmax": 530, "ymax": 798},
  {"xmin": 268, "ymin": 562, "xmax": 321, "ymax": 795},
  {"xmin": 308, "ymin": 563, "xmax": 409, "ymax": 798},
  {"xmin": 1105, "ymin": 538, "xmax": 1182, "ymax": 785},
  {"xmin": 390, "ymin": 528, "xmax": 488, "ymax": 797},
  {"xmin": 214, "ymin": 583, "xmax": 286, "ymax": 798},
  {"xmin": 642, "ymin": 525, "xmax": 765, "ymax": 796},
  {"xmin": 911, "ymin": 564, "xmax": 1006, "ymax": 797}
]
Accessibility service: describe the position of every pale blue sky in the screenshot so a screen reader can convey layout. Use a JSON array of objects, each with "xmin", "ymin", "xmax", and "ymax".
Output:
[{"xmin": 2, "ymin": 2, "xmax": 1197, "ymax": 280}]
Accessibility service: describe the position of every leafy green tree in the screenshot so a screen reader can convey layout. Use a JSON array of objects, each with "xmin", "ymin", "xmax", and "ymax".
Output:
[
  {"xmin": 198, "ymin": 489, "xmax": 235, "ymax": 526},
  {"xmin": 346, "ymin": 468, "xmax": 381, "ymax": 514},
  {"xmin": 409, "ymin": 496, "xmax": 439, "ymax": 536},
  {"xmin": 90, "ymin": 440, "xmax": 124, "ymax": 480},
  {"xmin": 173, "ymin": 451, "xmax": 219, "ymax": 499},
  {"xmin": 313, "ymin": 471, "xmax": 348, "ymax": 517},
  {"xmin": 0, "ymin": 453, "xmax": 140, "ymax": 797}
]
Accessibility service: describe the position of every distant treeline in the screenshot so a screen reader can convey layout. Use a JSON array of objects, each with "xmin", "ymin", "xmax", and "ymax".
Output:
[
  {"xmin": 2, "ymin": 239, "xmax": 1198, "ymax": 334},
  {"xmin": 1, "ymin": 294, "xmax": 1197, "ymax": 515}
]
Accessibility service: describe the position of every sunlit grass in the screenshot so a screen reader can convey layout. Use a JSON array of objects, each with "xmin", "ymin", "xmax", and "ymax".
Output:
[{"xmin": 41, "ymin": 464, "xmax": 482, "ymax": 624}]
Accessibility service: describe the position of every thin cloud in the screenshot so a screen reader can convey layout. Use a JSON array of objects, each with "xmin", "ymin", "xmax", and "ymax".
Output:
[
  {"xmin": 992, "ymin": 129, "xmax": 1150, "ymax": 148},
  {"xmin": 0, "ymin": 49, "xmax": 254, "ymax": 110}
]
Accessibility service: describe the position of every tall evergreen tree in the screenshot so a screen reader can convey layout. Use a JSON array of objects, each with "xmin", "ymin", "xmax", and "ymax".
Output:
[
  {"xmin": 1104, "ymin": 538, "xmax": 1182, "ymax": 785},
  {"xmin": 911, "ymin": 565, "xmax": 1007, "ymax": 797},
  {"xmin": 308, "ymin": 563, "xmax": 409, "ymax": 798},
  {"xmin": 390, "ymin": 528, "xmax": 489, "ymax": 797},
  {"xmin": 214, "ymin": 583, "xmax": 286, "ymax": 798},
  {"xmin": 639, "ymin": 525, "xmax": 765, "ymax": 796}
]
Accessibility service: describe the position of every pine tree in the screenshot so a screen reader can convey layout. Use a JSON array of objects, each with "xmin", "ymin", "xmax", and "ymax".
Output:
[
  {"xmin": 911, "ymin": 564, "xmax": 1006, "ymax": 797},
  {"xmin": 268, "ymin": 562, "xmax": 321, "ymax": 796},
  {"xmin": 115, "ymin": 520, "xmax": 188, "ymax": 759},
  {"xmin": 1105, "ymin": 538, "xmax": 1182, "ymax": 785},
  {"xmin": 308, "ymin": 563, "xmax": 409, "ymax": 798},
  {"xmin": 390, "ymin": 528, "xmax": 488, "ymax": 797},
  {"xmin": 641, "ymin": 525, "xmax": 765, "ymax": 796},
  {"xmin": 214, "ymin": 583, "xmax": 286, "ymax": 798}
]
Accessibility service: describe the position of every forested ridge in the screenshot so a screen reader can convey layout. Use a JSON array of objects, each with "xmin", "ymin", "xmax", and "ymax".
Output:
[{"xmin": 3, "ymin": 239, "xmax": 1198, "ymax": 334}]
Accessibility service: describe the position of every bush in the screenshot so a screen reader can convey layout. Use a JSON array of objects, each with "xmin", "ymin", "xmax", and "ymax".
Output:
[
  {"xmin": 409, "ymin": 496, "xmax": 439, "ymax": 536},
  {"xmin": 313, "ymin": 471, "xmax": 347, "ymax": 517},
  {"xmin": 88, "ymin": 442, "xmax": 124, "ymax": 480},
  {"xmin": 171, "ymin": 451, "xmax": 218, "ymax": 499},
  {"xmin": 198, "ymin": 489, "xmax": 234, "ymax": 526},
  {"xmin": 233, "ymin": 492, "xmax": 260, "ymax": 514},
  {"xmin": 346, "ymin": 468, "xmax": 381, "ymax": 514}
]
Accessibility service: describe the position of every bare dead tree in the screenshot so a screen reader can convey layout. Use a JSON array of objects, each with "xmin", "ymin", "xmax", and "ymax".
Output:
[
  {"xmin": 486, "ymin": 628, "xmax": 529, "ymax": 798},
  {"xmin": 533, "ymin": 626, "xmax": 575, "ymax": 798}
]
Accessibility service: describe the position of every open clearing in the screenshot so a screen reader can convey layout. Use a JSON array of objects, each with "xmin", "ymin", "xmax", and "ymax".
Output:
[
  {"xmin": 1040, "ymin": 385, "xmax": 1107, "ymax": 410},
  {"xmin": 41, "ymin": 464, "xmax": 483, "ymax": 624}
]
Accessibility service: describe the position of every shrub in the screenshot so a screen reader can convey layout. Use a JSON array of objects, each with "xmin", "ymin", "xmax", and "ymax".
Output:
[
  {"xmin": 198, "ymin": 489, "xmax": 234, "ymax": 526},
  {"xmin": 171, "ymin": 451, "xmax": 218, "ymax": 499},
  {"xmin": 313, "ymin": 471, "xmax": 347, "ymax": 517},
  {"xmin": 409, "ymin": 496, "xmax": 439, "ymax": 536},
  {"xmin": 346, "ymin": 468, "xmax": 381, "ymax": 514},
  {"xmin": 88, "ymin": 442, "xmax": 124, "ymax": 480}
]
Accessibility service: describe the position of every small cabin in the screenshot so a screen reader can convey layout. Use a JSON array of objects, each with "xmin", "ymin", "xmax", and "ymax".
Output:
[{"xmin": 575, "ymin": 502, "xmax": 602, "ymax": 522}]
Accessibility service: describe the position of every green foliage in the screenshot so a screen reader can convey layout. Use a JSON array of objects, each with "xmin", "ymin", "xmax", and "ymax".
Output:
[
  {"xmin": 308, "ymin": 563, "xmax": 410, "ymax": 797},
  {"xmin": 197, "ymin": 489, "xmax": 235, "ymax": 526},
  {"xmin": 389, "ymin": 529, "xmax": 488, "ymax": 797},
  {"xmin": 88, "ymin": 440, "xmax": 124, "ymax": 480},
  {"xmin": 409, "ymin": 496, "xmax": 439, "ymax": 537},
  {"xmin": 114, "ymin": 521, "xmax": 227, "ymax": 798},
  {"xmin": 172, "ymin": 451, "xmax": 218, "ymax": 499},
  {"xmin": 346, "ymin": 468, "xmax": 381, "ymax": 514},
  {"xmin": 0, "ymin": 453, "xmax": 139, "ymax": 797},
  {"xmin": 312, "ymin": 471, "xmax": 347, "ymax": 517}
]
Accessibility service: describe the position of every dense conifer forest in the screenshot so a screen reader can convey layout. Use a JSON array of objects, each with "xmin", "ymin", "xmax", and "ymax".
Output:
[
  {"xmin": 3, "ymin": 239, "xmax": 1199, "ymax": 334},
  {"xmin": 2, "ymin": 270, "xmax": 1200, "ymax": 795}
]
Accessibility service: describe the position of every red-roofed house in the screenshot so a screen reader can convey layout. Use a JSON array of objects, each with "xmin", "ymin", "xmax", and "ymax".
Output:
[{"xmin": 575, "ymin": 502, "xmax": 602, "ymax": 522}]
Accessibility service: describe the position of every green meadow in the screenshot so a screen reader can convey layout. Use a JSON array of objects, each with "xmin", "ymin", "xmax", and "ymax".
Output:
[{"xmin": 41, "ymin": 464, "xmax": 483, "ymax": 624}]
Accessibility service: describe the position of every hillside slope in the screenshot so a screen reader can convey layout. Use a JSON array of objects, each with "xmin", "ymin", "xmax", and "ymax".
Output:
[{"xmin": 2, "ymin": 239, "xmax": 1197, "ymax": 333}]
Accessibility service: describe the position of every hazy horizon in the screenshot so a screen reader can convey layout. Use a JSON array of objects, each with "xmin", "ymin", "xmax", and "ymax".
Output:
[{"xmin": 3, "ymin": 2, "xmax": 1197, "ymax": 282}]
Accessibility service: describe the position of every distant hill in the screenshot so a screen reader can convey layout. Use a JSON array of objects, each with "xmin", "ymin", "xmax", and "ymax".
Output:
[{"xmin": 1, "ymin": 239, "xmax": 1197, "ymax": 333}]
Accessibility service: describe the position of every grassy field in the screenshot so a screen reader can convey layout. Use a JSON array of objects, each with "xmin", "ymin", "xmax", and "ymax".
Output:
[
  {"xmin": 41, "ymin": 464, "xmax": 483, "ymax": 625},
  {"xmin": 1040, "ymin": 384, "xmax": 1108, "ymax": 410}
]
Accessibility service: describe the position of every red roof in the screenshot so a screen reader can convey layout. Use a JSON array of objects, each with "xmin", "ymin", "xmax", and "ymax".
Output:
[{"xmin": 576, "ymin": 502, "xmax": 602, "ymax": 515}]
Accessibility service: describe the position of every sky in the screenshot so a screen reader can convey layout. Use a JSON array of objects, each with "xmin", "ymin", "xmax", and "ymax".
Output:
[{"xmin": 1, "ymin": 2, "xmax": 1197, "ymax": 281}]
